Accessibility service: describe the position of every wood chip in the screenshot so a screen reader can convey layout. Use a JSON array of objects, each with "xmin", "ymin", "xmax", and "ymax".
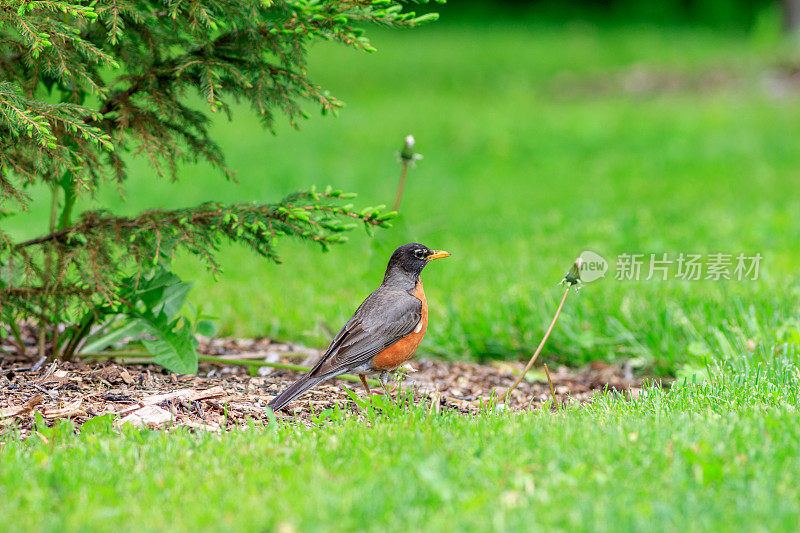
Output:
[
  {"xmin": 119, "ymin": 369, "xmax": 135, "ymax": 385},
  {"xmin": 0, "ymin": 394, "xmax": 44, "ymax": 419},
  {"xmin": 114, "ymin": 387, "xmax": 227, "ymax": 416},
  {"xmin": 181, "ymin": 419, "xmax": 222, "ymax": 432},
  {"xmin": 42, "ymin": 399, "xmax": 84, "ymax": 419},
  {"xmin": 141, "ymin": 386, "xmax": 226, "ymax": 406},
  {"xmin": 119, "ymin": 405, "xmax": 172, "ymax": 428}
]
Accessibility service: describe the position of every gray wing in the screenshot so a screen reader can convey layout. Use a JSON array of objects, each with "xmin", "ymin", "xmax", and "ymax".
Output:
[{"xmin": 310, "ymin": 287, "xmax": 422, "ymax": 377}]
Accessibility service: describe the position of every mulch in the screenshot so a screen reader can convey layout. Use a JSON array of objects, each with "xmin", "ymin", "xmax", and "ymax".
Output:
[{"xmin": 0, "ymin": 336, "xmax": 653, "ymax": 437}]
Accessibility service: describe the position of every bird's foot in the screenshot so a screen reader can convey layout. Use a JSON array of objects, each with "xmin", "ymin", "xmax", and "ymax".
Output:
[{"xmin": 374, "ymin": 384, "xmax": 399, "ymax": 396}]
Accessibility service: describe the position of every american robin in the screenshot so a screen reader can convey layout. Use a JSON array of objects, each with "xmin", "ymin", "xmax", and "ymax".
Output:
[{"xmin": 268, "ymin": 243, "xmax": 450, "ymax": 410}]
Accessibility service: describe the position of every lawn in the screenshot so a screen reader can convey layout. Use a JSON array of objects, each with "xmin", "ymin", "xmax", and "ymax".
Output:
[
  {"xmin": 2, "ymin": 346, "xmax": 799, "ymax": 532},
  {"xmin": 4, "ymin": 15, "xmax": 800, "ymax": 531},
  {"xmin": 6, "ymin": 16, "xmax": 800, "ymax": 373}
]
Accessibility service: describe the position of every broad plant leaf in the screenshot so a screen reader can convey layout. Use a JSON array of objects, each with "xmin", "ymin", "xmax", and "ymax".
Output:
[
  {"xmin": 139, "ymin": 311, "xmax": 199, "ymax": 375},
  {"xmin": 78, "ymin": 268, "xmax": 193, "ymax": 356},
  {"xmin": 127, "ymin": 269, "xmax": 193, "ymax": 319},
  {"xmin": 158, "ymin": 281, "xmax": 193, "ymax": 320},
  {"xmin": 195, "ymin": 319, "xmax": 217, "ymax": 337},
  {"xmin": 77, "ymin": 267, "xmax": 202, "ymax": 373}
]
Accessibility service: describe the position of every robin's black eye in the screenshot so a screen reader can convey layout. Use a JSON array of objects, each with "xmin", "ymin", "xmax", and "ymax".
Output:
[{"xmin": 414, "ymin": 249, "xmax": 425, "ymax": 259}]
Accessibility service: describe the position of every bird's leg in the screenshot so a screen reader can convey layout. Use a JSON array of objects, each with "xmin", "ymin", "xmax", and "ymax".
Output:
[
  {"xmin": 359, "ymin": 374, "xmax": 386, "ymax": 396},
  {"xmin": 380, "ymin": 372, "xmax": 395, "ymax": 396},
  {"xmin": 383, "ymin": 371, "xmax": 403, "ymax": 396},
  {"xmin": 359, "ymin": 374, "xmax": 372, "ymax": 395}
]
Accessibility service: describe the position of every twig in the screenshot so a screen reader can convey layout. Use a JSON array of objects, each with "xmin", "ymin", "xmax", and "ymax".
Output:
[
  {"xmin": 14, "ymin": 229, "xmax": 72, "ymax": 248},
  {"xmin": 77, "ymin": 352, "xmax": 377, "ymax": 385},
  {"xmin": 199, "ymin": 355, "xmax": 377, "ymax": 385},
  {"xmin": 497, "ymin": 258, "xmax": 583, "ymax": 405},
  {"xmin": 199, "ymin": 355, "xmax": 312, "ymax": 373},
  {"xmin": 201, "ymin": 351, "xmax": 312, "ymax": 360},
  {"xmin": 544, "ymin": 363, "xmax": 559, "ymax": 412},
  {"xmin": 84, "ymin": 84, "xmax": 141, "ymax": 123}
]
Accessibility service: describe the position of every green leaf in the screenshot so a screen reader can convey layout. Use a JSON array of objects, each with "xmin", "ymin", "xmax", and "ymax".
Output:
[
  {"xmin": 121, "ymin": 268, "xmax": 193, "ymax": 320},
  {"xmin": 195, "ymin": 319, "xmax": 217, "ymax": 338},
  {"xmin": 79, "ymin": 414, "xmax": 116, "ymax": 436},
  {"xmin": 344, "ymin": 388, "xmax": 368, "ymax": 410},
  {"xmin": 157, "ymin": 280, "xmax": 193, "ymax": 320},
  {"xmin": 140, "ymin": 314, "xmax": 199, "ymax": 375}
]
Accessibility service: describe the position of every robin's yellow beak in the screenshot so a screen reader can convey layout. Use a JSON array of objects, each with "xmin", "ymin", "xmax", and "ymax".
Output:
[{"xmin": 427, "ymin": 250, "xmax": 451, "ymax": 261}]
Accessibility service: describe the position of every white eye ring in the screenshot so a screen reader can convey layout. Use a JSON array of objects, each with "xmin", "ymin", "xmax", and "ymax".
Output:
[{"xmin": 414, "ymin": 249, "xmax": 425, "ymax": 259}]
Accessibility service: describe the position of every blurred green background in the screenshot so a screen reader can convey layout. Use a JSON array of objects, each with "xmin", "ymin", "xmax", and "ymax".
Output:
[{"xmin": 8, "ymin": 1, "xmax": 800, "ymax": 374}]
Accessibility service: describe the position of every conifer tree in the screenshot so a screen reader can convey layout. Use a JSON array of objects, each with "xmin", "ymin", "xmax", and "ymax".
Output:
[{"xmin": 0, "ymin": 0, "xmax": 436, "ymax": 366}]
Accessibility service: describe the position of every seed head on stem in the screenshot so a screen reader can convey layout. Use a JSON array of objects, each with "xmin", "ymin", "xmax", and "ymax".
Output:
[
  {"xmin": 393, "ymin": 135, "xmax": 423, "ymax": 211},
  {"xmin": 497, "ymin": 256, "xmax": 584, "ymax": 406}
]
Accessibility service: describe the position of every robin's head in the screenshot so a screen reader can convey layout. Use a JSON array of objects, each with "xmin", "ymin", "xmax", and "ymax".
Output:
[{"xmin": 383, "ymin": 243, "xmax": 450, "ymax": 284}]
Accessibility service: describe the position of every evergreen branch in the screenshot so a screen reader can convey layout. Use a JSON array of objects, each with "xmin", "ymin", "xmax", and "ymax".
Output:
[
  {"xmin": 0, "ymin": 286, "xmax": 92, "ymax": 296},
  {"xmin": 0, "ymin": 0, "xmax": 434, "ymax": 365},
  {"xmin": 16, "ymin": 190, "xmax": 393, "ymax": 252}
]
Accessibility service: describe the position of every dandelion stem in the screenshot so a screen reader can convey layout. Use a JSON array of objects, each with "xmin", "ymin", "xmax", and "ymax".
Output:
[
  {"xmin": 393, "ymin": 161, "xmax": 409, "ymax": 212},
  {"xmin": 498, "ymin": 286, "xmax": 571, "ymax": 405},
  {"xmin": 393, "ymin": 135, "xmax": 418, "ymax": 211}
]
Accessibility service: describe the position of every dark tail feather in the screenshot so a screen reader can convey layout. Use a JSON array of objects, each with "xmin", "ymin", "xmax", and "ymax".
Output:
[{"xmin": 268, "ymin": 373, "xmax": 326, "ymax": 411}]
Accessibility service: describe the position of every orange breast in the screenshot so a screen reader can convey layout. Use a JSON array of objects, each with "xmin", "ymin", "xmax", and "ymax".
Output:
[{"xmin": 371, "ymin": 279, "xmax": 428, "ymax": 371}]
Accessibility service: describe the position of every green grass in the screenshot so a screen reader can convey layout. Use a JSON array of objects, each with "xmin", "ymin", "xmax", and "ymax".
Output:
[
  {"xmin": 3, "ymin": 344, "xmax": 800, "ymax": 532},
  {"xmin": 5, "ymin": 19, "xmax": 800, "ymax": 531},
  {"xmin": 6, "ymin": 20, "xmax": 800, "ymax": 373}
]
